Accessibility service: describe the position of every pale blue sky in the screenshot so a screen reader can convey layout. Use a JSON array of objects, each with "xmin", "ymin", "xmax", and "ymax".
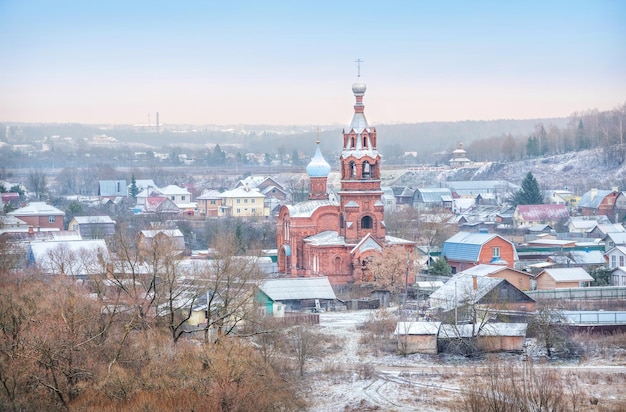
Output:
[{"xmin": 1, "ymin": 0, "xmax": 624, "ymax": 125}]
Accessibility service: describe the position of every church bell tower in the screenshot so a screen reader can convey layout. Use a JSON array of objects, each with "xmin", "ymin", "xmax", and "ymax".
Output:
[{"xmin": 338, "ymin": 74, "xmax": 385, "ymax": 244}]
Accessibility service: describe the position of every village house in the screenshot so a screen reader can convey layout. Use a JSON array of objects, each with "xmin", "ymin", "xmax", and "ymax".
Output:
[
  {"xmin": 8, "ymin": 202, "xmax": 65, "ymax": 231},
  {"xmin": 139, "ymin": 196, "xmax": 181, "ymax": 216},
  {"xmin": 412, "ymin": 188, "xmax": 454, "ymax": 210},
  {"xmin": 567, "ymin": 215, "xmax": 611, "ymax": 235},
  {"xmin": 578, "ymin": 188, "xmax": 621, "ymax": 222},
  {"xmin": 512, "ymin": 204, "xmax": 569, "ymax": 228},
  {"xmin": 457, "ymin": 264, "xmax": 534, "ymax": 291},
  {"xmin": 429, "ymin": 275, "xmax": 535, "ymax": 314},
  {"xmin": 534, "ymin": 267, "xmax": 594, "ymax": 289},
  {"xmin": 603, "ymin": 232, "xmax": 626, "ymax": 252},
  {"xmin": 219, "ymin": 185, "xmax": 269, "ymax": 218},
  {"xmin": 137, "ymin": 229, "xmax": 186, "ymax": 255},
  {"xmin": 98, "ymin": 180, "xmax": 127, "ymax": 198},
  {"xmin": 445, "ymin": 180, "xmax": 519, "ymax": 207},
  {"xmin": 588, "ymin": 223, "xmax": 625, "ymax": 239},
  {"xmin": 441, "ymin": 230, "xmax": 518, "ymax": 273},
  {"xmin": 255, "ymin": 276, "xmax": 337, "ymax": 315},
  {"xmin": 235, "ymin": 176, "xmax": 289, "ymax": 203},
  {"xmin": 68, "ymin": 215, "xmax": 116, "ymax": 239},
  {"xmin": 196, "ymin": 189, "xmax": 223, "ymax": 217},
  {"xmin": 391, "ymin": 186, "xmax": 415, "ymax": 206},
  {"xmin": 605, "ymin": 245, "xmax": 626, "ymax": 269},
  {"xmin": 610, "ymin": 267, "xmax": 626, "ymax": 286}
]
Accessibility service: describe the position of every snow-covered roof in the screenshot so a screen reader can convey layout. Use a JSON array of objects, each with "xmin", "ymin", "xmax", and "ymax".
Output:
[
  {"xmin": 304, "ymin": 230, "xmax": 346, "ymax": 246},
  {"xmin": 29, "ymin": 239, "xmax": 109, "ymax": 276},
  {"xmin": 259, "ymin": 277, "xmax": 337, "ymax": 301},
  {"xmin": 429, "ymin": 275, "xmax": 506, "ymax": 311},
  {"xmin": 515, "ymin": 204, "xmax": 569, "ymax": 221},
  {"xmin": 220, "ymin": 186, "xmax": 266, "ymax": 198},
  {"xmin": 394, "ymin": 321, "xmax": 441, "ymax": 336},
  {"xmin": 284, "ymin": 199, "xmax": 339, "ymax": 218},
  {"xmin": 159, "ymin": 184, "xmax": 191, "ymax": 196},
  {"xmin": 72, "ymin": 216, "xmax": 116, "ymax": 224},
  {"xmin": 539, "ymin": 267, "xmax": 593, "ymax": 282},
  {"xmin": 8, "ymin": 202, "xmax": 65, "ymax": 216},
  {"xmin": 548, "ymin": 250, "xmax": 605, "ymax": 265},
  {"xmin": 439, "ymin": 323, "xmax": 527, "ymax": 338},
  {"xmin": 140, "ymin": 229, "xmax": 184, "ymax": 238}
]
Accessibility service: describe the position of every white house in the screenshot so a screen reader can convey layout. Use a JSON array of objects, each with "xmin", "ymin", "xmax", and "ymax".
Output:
[{"xmin": 606, "ymin": 246, "xmax": 626, "ymax": 269}]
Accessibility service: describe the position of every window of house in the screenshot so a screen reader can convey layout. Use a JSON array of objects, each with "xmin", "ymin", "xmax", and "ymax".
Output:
[
  {"xmin": 171, "ymin": 196, "xmax": 175, "ymax": 201},
  {"xmin": 210, "ymin": 200, "xmax": 216, "ymax": 205},
  {"xmin": 244, "ymin": 198, "xmax": 248, "ymax": 203},
  {"xmin": 236, "ymin": 208, "xmax": 240, "ymax": 214},
  {"xmin": 48, "ymin": 216, "xmax": 55, "ymax": 223},
  {"xmin": 492, "ymin": 247, "xmax": 501, "ymax": 258},
  {"xmin": 612, "ymin": 255, "xmax": 617, "ymax": 267},
  {"xmin": 237, "ymin": 199, "xmax": 240, "ymax": 204},
  {"xmin": 621, "ymin": 256, "xmax": 625, "ymax": 267},
  {"xmin": 182, "ymin": 196, "xmax": 185, "ymax": 201},
  {"xmin": 251, "ymin": 199, "xmax": 255, "ymax": 203},
  {"xmin": 252, "ymin": 208, "xmax": 256, "ymax": 213}
]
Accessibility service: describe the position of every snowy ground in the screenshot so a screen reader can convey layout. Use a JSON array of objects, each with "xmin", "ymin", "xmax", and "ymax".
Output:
[{"xmin": 301, "ymin": 308, "xmax": 626, "ymax": 412}]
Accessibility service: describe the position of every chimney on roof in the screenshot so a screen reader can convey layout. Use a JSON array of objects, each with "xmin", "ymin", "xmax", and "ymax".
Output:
[
  {"xmin": 590, "ymin": 188, "xmax": 597, "ymax": 200},
  {"xmin": 472, "ymin": 275, "xmax": 478, "ymax": 291}
]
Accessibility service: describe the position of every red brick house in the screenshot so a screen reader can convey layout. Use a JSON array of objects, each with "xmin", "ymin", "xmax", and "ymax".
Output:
[
  {"xmin": 441, "ymin": 231, "xmax": 518, "ymax": 273},
  {"xmin": 8, "ymin": 201, "xmax": 65, "ymax": 231},
  {"xmin": 276, "ymin": 80, "xmax": 415, "ymax": 285},
  {"xmin": 578, "ymin": 189, "xmax": 621, "ymax": 222}
]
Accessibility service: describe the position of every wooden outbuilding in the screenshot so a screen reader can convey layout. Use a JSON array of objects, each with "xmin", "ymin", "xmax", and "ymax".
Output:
[{"xmin": 394, "ymin": 321, "xmax": 441, "ymax": 354}]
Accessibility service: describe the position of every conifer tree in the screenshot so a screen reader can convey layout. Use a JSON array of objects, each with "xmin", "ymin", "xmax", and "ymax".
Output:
[{"xmin": 511, "ymin": 172, "xmax": 543, "ymax": 206}]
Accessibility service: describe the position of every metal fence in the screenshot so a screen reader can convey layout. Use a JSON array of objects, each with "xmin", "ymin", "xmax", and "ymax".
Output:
[
  {"xmin": 526, "ymin": 286, "xmax": 626, "ymax": 301},
  {"xmin": 561, "ymin": 310, "xmax": 626, "ymax": 325}
]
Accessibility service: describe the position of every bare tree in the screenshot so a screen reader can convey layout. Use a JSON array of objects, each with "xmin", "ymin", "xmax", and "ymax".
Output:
[
  {"xmin": 28, "ymin": 169, "xmax": 48, "ymax": 200},
  {"xmin": 365, "ymin": 246, "xmax": 411, "ymax": 294},
  {"xmin": 287, "ymin": 325, "xmax": 320, "ymax": 377}
]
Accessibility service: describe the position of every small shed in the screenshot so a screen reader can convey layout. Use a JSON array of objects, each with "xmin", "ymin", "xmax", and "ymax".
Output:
[
  {"xmin": 394, "ymin": 321, "xmax": 441, "ymax": 354},
  {"xmin": 438, "ymin": 322, "xmax": 527, "ymax": 353},
  {"xmin": 535, "ymin": 267, "xmax": 594, "ymax": 289}
]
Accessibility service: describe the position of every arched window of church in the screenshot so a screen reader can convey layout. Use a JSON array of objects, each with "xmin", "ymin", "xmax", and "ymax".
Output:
[
  {"xmin": 350, "ymin": 162, "xmax": 356, "ymax": 178},
  {"xmin": 362, "ymin": 135, "xmax": 367, "ymax": 148},
  {"xmin": 361, "ymin": 215, "xmax": 373, "ymax": 229},
  {"xmin": 362, "ymin": 162, "xmax": 371, "ymax": 179},
  {"xmin": 339, "ymin": 214, "xmax": 344, "ymax": 229},
  {"xmin": 334, "ymin": 256, "xmax": 341, "ymax": 273},
  {"xmin": 351, "ymin": 136, "xmax": 355, "ymax": 148},
  {"xmin": 313, "ymin": 255, "xmax": 319, "ymax": 273}
]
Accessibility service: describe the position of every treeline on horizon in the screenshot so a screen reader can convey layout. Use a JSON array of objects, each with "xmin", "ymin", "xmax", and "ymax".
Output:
[{"xmin": 2, "ymin": 101, "xmax": 625, "ymax": 167}]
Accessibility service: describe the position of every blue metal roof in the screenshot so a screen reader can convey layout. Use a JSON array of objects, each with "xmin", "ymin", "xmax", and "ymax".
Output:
[{"xmin": 441, "ymin": 231, "xmax": 497, "ymax": 262}]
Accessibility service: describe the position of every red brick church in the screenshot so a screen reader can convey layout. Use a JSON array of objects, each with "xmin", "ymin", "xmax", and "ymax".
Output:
[{"xmin": 276, "ymin": 79, "xmax": 415, "ymax": 285}]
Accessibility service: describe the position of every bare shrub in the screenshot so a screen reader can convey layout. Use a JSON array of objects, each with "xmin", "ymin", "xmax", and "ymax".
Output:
[
  {"xmin": 461, "ymin": 358, "xmax": 576, "ymax": 412},
  {"xmin": 357, "ymin": 308, "xmax": 397, "ymax": 354}
]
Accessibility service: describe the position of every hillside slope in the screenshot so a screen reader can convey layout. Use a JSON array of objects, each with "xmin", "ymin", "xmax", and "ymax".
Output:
[{"xmin": 387, "ymin": 146, "xmax": 626, "ymax": 194}]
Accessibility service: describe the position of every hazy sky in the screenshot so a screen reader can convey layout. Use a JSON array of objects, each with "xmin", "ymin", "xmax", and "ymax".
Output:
[{"xmin": 1, "ymin": 1, "xmax": 625, "ymax": 126}]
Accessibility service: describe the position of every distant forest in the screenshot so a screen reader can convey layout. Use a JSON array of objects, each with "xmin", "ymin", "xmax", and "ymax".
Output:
[{"xmin": 2, "ymin": 101, "xmax": 624, "ymax": 168}]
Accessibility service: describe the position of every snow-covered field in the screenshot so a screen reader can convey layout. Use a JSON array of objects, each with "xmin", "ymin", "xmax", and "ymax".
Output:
[{"xmin": 301, "ymin": 309, "xmax": 626, "ymax": 412}]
